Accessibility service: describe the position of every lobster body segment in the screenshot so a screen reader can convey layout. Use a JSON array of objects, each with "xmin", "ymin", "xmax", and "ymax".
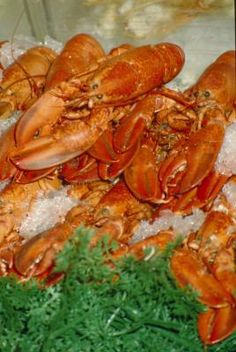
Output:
[
  {"xmin": 46, "ymin": 33, "xmax": 105, "ymax": 89},
  {"xmin": 74, "ymin": 43, "xmax": 185, "ymax": 107}
]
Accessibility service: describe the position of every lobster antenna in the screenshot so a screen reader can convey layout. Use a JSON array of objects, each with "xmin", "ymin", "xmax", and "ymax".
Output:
[
  {"xmin": 9, "ymin": 8, "xmax": 25, "ymax": 62},
  {"xmin": 9, "ymin": 8, "xmax": 39, "ymax": 99}
]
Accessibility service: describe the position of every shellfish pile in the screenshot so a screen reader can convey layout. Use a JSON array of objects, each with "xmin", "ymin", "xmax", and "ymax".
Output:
[{"xmin": 0, "ymin": 34, "xmax": 235, "ymax": 345}]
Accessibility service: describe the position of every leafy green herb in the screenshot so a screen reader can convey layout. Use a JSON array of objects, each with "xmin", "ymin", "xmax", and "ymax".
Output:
[{"xmin": 0, "ymin": 226, "xmax": 235, "ymax": 352}]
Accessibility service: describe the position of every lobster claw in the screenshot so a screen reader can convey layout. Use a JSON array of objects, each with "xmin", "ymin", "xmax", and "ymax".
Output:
[
  {"xmin": 211, "ymin": 246, "xmax": 236, "ymax": 299},
  {"xmin": 0, "ymin": 125, "xmax": 17, "ymax": 180},
  {"xmin": 15, "ymin": 34, "xmax": 106, "ymax": 144},
  {"xmin": 45, "ymin": 33, "xmax": 105, "ymax": 89},
  {"xmin": 112, "ymin": 231, "xmax": 175, "ymax": 260},
  {"xmin": 15, "ymin": 92, "xmax": 65, "ymax": 145},
  {"xmin": 10, "ymin": 108, "xmax": 113, "ymax": 170},
  {"xmin": 0, "ymin": 232, "xmax": 23, "ymax": 276},
  {"xmin": 60, "ymin": 154, "xmax": 100, "ymax": 183},
  {"xmin": 14, "ymin": 167, "xmax": 57, "ymax": 184},
  {"xmin": 179, "ymin": 122, "xmax": 225, "ymax": 193},
  {"xmin": 170, "ymin": 248, "xmax": 234, "ymax": 308},
  {"xmin": 98, "ymin": 141, "xmax": 140, "ymax": 180},
  {"xmin": 113, "ymin": 94, "xmax": 165, "ymax": 153},
  {"xmin": 88, "ymin": 128, "xmax": 118, "ymax": 163},
  {"xmin": 158, "ymin": 152, "xmax": 187, "ymax": 194},
  {"xmin": 197, "ymin": 170, "xmax": 229, "ymax": 203},
  {"xmin": 198, "ymin": 306, "xmax": 236, "ymax": 345},
  {"xmin": 14, "ymin": 221, "xmax": 73, "ymax": 278},
  {"xmin": 159, "ymin": 122, "xmax": 225, "ymax": 195},
  {"xmin": 88, "ymin": 127, "xmax": 140, "ymax": 180},
  {"xmin": 0, "ymin": 98, "xmax": 16, "ymax": 120},
  {"xmin": 11, "ymin": 135, "xmax": 81, "ymax": 170},
  {"xmin": 124, "ymin": 142, "xmax": 164, "ymax": 203},
  {"xmin": 94, "ymin": 180, "xmax": 139, "ymax": 221}
]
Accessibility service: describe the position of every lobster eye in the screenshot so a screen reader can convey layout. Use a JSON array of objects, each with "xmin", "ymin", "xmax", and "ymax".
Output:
[
  {"xmin": 193, "ymin": 91, "xmax": 199, "ymax": 97},
  {"xmin": 204, "ymin": 90, "xmax": 210, "ymax": 98},
  {"xmin": 92, "ymin": 83, "xmax": 98, "ymax": 90},
  {"xmin": 34, "ymin": 129, "xmax": 40, "ymax": 138},
  {"xmin": 99, "ymin": 207, "xmax": 110, "ymax": 217},
  {"xmin": 97, "ymin": 94, "xmax": 103, "ymax": 100}
]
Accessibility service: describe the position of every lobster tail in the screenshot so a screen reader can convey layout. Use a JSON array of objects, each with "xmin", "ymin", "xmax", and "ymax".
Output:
[{"xmin": 155, "ymin": 43, "xmax": 185, "ymax": 83}]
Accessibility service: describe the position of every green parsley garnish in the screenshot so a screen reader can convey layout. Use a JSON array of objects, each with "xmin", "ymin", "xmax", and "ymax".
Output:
[{"xmin": 0, "ymin": 226, "xmax": 235, "ymax": 352}]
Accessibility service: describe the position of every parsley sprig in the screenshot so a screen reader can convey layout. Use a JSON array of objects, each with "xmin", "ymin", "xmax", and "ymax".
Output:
[{"xmin": 0, "ymin": 226, "xmax": 235, "ymax": 352}]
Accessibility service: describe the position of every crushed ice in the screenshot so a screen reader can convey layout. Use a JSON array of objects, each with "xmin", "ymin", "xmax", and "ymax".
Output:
[
  {"xmin": 131, "ymin": 209, "xmax": 206, "ymax": 244},
  {"xmin": 20, "ymin": 187, "xmax": 79, "ymax": 239},
  {"xmin": 0, "ymin": 34, "xmax": 235, "ymax": 242},
  {"xmin": 43, "ymin": 35, "xmax": 63, "ymax": 53},
  {"xmin": 0, "ymin": 35, "xmax": 39, "ymax": 69},
  {"xmin": 215, "ymin": 122, "xmax": 236, "ymax": 176},
  {"xmin": 0, "ymin": 111, "xmax": 20, "ymax": 137},
  {"xmin": 0, "ymin": 35, "xmax": 62, "ymax": 70},
  {"xmin": 222, "ymin": 180, "xmax": 236, "ymax": 208},
  {"xmin": 0, "ymin": 179, "xmax": 10, "ymax": 192}
]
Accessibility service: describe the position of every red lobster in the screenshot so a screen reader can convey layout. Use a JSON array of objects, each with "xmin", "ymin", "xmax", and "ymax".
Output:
[
  {"xmin": 9, "ymin": 42, "xmax": 185, "ymax": 171},
  {"xmin": 0, "ymin": 46, "xmax": 57, "ymax": 119},
  {"xmin": 124, "ymin": 50, "xmax": 235, "ymax": 210},
  {"xmin": 0, "ymin": 33, "xmax": 106, "ymax": 182}
]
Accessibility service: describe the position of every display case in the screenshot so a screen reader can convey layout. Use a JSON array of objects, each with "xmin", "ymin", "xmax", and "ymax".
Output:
[{"xmin": 0, "ymin": 0, "xmax": 234, "ymax": 85}]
